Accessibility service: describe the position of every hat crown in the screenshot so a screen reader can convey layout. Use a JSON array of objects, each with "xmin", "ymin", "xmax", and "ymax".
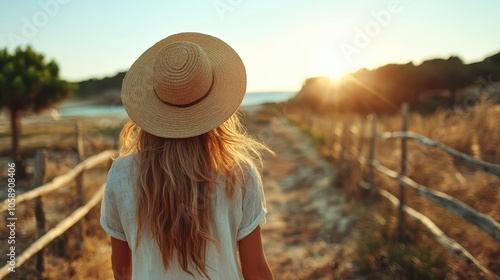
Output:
[
  {"xmin": 122, "ymin": 32, "xmax": 246, "ymax": 138},
  {"xmin": 153, "ymin": 41, "xmax": 213, "ymax": 106}
]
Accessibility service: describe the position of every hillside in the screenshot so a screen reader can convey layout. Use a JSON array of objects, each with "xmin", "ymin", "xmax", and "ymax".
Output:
[
  {"xmin": 72, "ymin": 71, "xmax": 126, "ymax": 104},
  {"xmin": 71, "ymin": 51, "xmax": 500, "ymax": 109},
  {"xmin": 294, "ymin": 51, "xmax": 500, "ymax": 114}
]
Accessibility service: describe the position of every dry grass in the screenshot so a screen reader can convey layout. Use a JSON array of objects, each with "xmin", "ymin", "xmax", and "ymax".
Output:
[
  {"xmin": 1, "ymin": 101, "xmax": 498, "ymax": 278},
  {"xmin": 0, "ymin": 117, "xmax": 123, "ymax": 279},
  {"xmin": 285, "ymin": 99, "xmax": 500, "ymax": 278},
  {"xmin": 0, "ymin": 117, "xmax": 123, "ymax": 158},
  {"xmin": 0, "ymin": 167, "xmax": 114, "ymax": 280}
]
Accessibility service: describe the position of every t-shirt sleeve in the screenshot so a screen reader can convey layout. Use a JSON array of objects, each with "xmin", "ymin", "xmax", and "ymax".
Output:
[
  {"xmin": 100, "ymin": 162, "xmax": 127, "ymax": 241},
  {"xmin": 237, "ymin": 164, "xmax": 267, "ymax": 241}
]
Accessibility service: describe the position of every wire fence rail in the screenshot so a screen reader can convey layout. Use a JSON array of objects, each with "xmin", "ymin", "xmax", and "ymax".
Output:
[
  {"xmin": 0, "ymin": 122, "xmax": 116, "ymax": 279},
  {"xmin": 304, "ymin": 102, "xmax": 499, "ymax": 279}
]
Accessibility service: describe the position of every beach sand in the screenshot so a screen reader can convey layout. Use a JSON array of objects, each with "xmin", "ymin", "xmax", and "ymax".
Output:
[{"xmin": 243, "ymin": 104, "xmax": 358, "ymax": 279}]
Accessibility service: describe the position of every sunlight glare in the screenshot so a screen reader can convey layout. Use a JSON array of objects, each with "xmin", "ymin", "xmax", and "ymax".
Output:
[{"xmin": 306, "ymin": 48, "xmax": 348, "ymax": 83}]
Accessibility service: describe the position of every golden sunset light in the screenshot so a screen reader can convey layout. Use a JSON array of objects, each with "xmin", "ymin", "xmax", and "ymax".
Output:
[
  {"xmin": 305, "ymin": 47, "xmax": 349, "ymax": 83},
  {"xmin": 1, "ymin": 1, "xmax": 499, "ymax": 279}
]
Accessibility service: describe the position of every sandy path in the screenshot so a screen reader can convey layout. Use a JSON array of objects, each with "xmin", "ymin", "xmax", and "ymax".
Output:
[{"xmin": 243, "ymin": 104, "xmax": 359, "ymax": 279}]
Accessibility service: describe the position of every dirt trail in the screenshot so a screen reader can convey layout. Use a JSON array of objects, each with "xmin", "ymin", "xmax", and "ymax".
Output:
[{"xmin": 243, "ymin": 105, "xmax": 359, "ymax": 279}]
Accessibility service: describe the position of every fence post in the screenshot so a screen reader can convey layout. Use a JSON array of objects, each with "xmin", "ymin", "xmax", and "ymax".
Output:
[
  {"xmin": 341, "ymin": 119, "xmax": 347, "ymax": 164},
  {"xmin": 75, "ymin": 122, "xmax": 85, "ymax": 251},
  {"xmin": 358, "ymin": 115, "xmax": 366, "ymax": 161},
  {"xmin": 325, "ymin": 118, "xmax": 332, "ymax": 151},
  {"xmin": 33, "ymin": 149, "xmax": 47, "ymax": 272},
  {"xmin": 368, "ymin": 114, "xmax": 377, "ymax": 198},
  {"xmin": 344, "ymin": 117, "xmax": 353, "ymax": 171},
  {"xmin": 398, "ymin": 103, "xmax": 409, "ymax": 239},
  {"xmin": 331, "ymin": 118, "xmax": 338, "ymax": 158}
]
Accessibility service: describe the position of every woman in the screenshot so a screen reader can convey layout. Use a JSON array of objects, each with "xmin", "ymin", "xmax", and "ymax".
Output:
[{"xmin": 100, "ymin": 32, "xmax": 274, "ymax": 279}]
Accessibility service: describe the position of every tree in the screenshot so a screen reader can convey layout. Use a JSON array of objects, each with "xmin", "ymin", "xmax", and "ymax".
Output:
[
  {"xmin": 486, "ymin": 51, "xmax": 500, "ymax": 66},
  {"xmin": 416, "ymin": 57, "xmax": 474, "ymax": 106},
  {"xmin": 0, "ymin": 46, "xmax": 74, "ymax": 177},
  {"xmin": 468, "ymin": 52, "xmax": 500, "ymax": 82}
]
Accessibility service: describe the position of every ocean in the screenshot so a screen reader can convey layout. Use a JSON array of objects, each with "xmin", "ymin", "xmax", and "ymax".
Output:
[{"xmin": 55, "ymin": 91, "xmax": 296, "ymax": 118}]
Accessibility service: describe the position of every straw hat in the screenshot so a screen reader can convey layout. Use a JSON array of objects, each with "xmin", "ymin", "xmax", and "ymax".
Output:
[{"xmin": 121, "ymin": 32, "xmax": 246, "ymax": 138}]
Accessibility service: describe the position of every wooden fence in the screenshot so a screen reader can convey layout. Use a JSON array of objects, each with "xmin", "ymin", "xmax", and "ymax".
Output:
[
  {"xmin": 0, "ymin": 123, "xmax": 116, "ymax": 279},
  {"xmin": 307, "ymin": 103, "xmax": 499, "ymax": 279}
]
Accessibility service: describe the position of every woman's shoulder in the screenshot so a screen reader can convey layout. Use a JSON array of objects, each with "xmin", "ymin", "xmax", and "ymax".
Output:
[
  {"xmin": 107, "ymin": 154, "xmax": 139, "ymax": 184},
  {"xmin": 111, "ymin": 154, "xmax": 139, "ymax": 170},
  {"xmin": 235, "ymin": 161, "xmax": 262, "ymax": 191},
  {"xmin": 228, "ymin": 160, "xmax": 259, "ymax": 181}
]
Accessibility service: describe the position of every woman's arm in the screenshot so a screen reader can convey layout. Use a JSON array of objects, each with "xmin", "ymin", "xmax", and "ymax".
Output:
[
  {"xmin": 238, "ymin": 225, "xmax": 274, "ymax": 280},
  {"xmin": 110, "ymin": 237, "xmax": 132, "ymax": 280}
]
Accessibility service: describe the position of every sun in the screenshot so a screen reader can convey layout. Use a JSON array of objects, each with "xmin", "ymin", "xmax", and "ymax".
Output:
[
  {"xmin": 325, "ymin": 63, "xmax": 347, "ymax": 83},
  {"xmin": 306, "ymin": 48, "xmax": 349, "ymax": 82}
]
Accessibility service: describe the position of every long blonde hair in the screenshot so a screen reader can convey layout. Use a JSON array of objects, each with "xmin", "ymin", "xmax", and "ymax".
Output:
[{"xmin": 118, "ymin": 111, "xmax": 271, "ymax": 278}]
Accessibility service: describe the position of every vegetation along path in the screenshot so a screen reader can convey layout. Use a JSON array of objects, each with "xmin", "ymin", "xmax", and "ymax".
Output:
[{"xmin": 243, "ymin": 104, "xmax": 359, "ymax": 280}]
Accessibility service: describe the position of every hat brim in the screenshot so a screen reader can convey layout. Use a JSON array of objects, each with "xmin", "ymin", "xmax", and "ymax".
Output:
[{"xmin": 121, "ymin": 32, "xmax": 246, "ymax": 138}]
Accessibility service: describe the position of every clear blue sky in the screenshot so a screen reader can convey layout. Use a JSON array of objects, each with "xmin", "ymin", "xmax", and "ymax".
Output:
[{"xmin": 1, "ymin": 0, "xmax": 499, "ymax": 92}]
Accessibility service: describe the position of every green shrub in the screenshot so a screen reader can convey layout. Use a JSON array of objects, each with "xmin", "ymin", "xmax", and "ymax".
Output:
[{"xmin": 355, "ymin": 201, "xmax": 445, "ymax": 279}]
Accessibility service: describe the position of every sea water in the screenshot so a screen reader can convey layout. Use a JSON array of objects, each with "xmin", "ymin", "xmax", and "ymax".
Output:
[{"xmin": 55, "ymin": 91, "xmax": 296, "ymax": 118}]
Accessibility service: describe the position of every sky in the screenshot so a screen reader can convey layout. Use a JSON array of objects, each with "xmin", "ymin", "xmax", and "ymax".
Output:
[{"xmin": 1, "ymin": 0, "xmax": 500, "ymax": 92}]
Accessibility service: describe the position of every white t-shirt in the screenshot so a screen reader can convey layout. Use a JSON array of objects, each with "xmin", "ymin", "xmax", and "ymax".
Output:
[{"xmin": 100, "ymin": 155, "xmax": 267, "ymax": 280}]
